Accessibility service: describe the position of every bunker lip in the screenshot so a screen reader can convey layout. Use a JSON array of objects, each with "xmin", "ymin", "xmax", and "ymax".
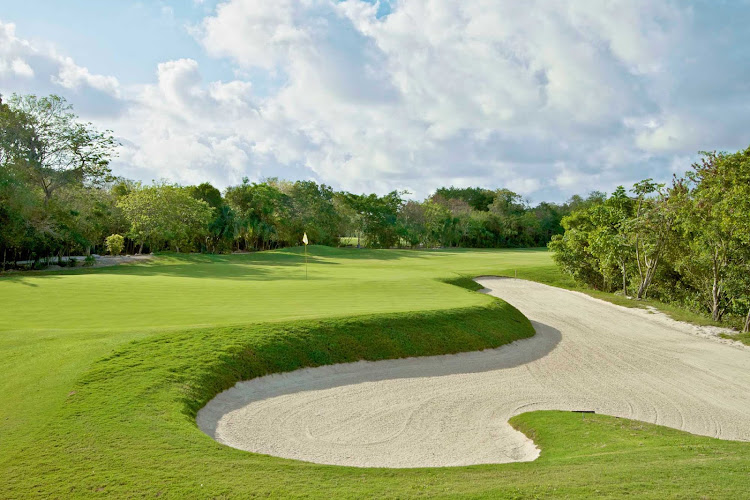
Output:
[{"xmin": 197, "ymin": 278, "xmax": 750, "ymax": 468}]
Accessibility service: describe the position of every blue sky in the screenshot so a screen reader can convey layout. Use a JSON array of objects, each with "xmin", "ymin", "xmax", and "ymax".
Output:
[
  {"xmin": 1, "ymin": 2, "xmax": 229, "ymax": 83},
  {"xmin": 1, "ymin": 1, "xmax": 749, "ymax": 202}
]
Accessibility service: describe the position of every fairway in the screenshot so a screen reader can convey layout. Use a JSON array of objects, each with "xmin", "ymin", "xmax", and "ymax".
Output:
[
  {"xmin": 0, "ymin": 247, "xmax": 552, "ymax": 332},
  {"xmin": 2, "ymin": 247, "xmax": 750, "ymax": 498}
]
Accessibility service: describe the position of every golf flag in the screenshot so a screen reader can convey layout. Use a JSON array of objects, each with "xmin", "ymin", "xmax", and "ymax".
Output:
[{"xmin": 302, "ymin": 232, "xmax": 309, "ymax": 245}]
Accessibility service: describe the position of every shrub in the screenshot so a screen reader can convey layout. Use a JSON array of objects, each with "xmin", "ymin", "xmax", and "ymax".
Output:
[
  {"xmin": 83, "ymin": 255, "xmax": 96, "ymax": 267},
  {"xmin": 105, "ymin": 234, "xmax": 125, "ymax": 255}
]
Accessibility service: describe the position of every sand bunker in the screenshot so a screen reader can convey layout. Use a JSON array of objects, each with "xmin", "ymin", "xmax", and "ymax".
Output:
[{"xmin": 197, "ymin": 278, "xmax": 750, "ymax": 468}]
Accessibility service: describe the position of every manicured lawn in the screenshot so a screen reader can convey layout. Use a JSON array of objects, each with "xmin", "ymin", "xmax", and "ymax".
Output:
[
  {"xmin": 1, "ymin": 246, "xmax": 747, "ymax": 498},
  {"xmin": 0, "ymin": 247, "xmax": 547, "ymax": 473}
]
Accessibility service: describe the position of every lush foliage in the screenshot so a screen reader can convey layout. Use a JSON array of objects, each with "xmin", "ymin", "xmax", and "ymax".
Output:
[
  {"xmin": 104, "ymin": 233, "xmax": 124, "ymax": 255},
  {"xmin": 117, "ymin": 183, "xmax": 215, "ymax": 253},
  {"xmin": 1, "ymin": 93, "xmax": 584, "ymax": 270},
  {"xmin": 550, "ymin": 147, "xmax": 750, "ymax": 331},
  {"xmin": 0, "ymin": 94, "xmax": 120, "ymax": 266}
]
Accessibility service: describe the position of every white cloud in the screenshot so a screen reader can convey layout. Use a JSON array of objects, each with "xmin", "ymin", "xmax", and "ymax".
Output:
[
  {"xmin": 0, "ymin": 21, "xmax": 120, "ymax": 95},
  {"xmin": 53, "ymin": 56, "xmax": 120, "ymax": 96},
  {"xmin": 2, "ymin": 2, "xmax": 750, "ymax": 202}
]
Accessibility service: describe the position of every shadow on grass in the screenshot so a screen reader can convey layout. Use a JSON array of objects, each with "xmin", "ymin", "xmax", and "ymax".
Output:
[{"xmin": 0, "ymin": 246, "xmax": 551, "ymax": 282}]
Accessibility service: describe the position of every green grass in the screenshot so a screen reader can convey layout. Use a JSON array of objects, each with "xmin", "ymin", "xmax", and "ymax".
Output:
[
  {"xmin": 1, "ymin": 246, "xmax": 748, "ymax": 498},
  {"xmin": 722, "ymin": 331, "xmax": 750, "ymax": 346}
]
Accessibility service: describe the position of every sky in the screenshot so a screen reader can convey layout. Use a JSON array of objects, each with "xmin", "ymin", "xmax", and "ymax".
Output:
[{"xmin": 1, "ymin": 0, "xmax": 749, "ymax": 203}]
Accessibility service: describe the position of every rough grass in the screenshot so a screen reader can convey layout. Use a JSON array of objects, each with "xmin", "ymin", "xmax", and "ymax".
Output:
[
  {"xmin": 722, "ymin": 331, "xmax": 750, "ymax": 346},
  {"xmin": 1, "ymin": 246, "xmax": 748, "ymax": 498}
]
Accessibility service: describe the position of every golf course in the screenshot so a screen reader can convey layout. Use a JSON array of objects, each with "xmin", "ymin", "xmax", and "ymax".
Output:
[{"xmin": 2, "ymin": 247, "xmax": 750, "ymax": 498}]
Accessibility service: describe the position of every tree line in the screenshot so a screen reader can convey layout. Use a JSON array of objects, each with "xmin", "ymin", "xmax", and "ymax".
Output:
[
  {"xmin": 0, "ymin": 93, "xmax": 584, "ymax": 268},
  {"xmin": 549, "ymin": 148, "xmax": 750, "ymax": 332},
  {"xmin": 3, "ymin": 92, "xmax": 746, "ymax": 330}
]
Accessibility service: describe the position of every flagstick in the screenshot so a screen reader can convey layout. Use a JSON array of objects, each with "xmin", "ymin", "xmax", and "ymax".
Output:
[{"xmin": 305, "ymin": 243, "xmax": 308, "ymax": 280}]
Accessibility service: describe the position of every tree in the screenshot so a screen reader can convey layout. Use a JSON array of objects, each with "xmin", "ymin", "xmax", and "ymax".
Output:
[
  {"xmin": 279, "ymin": 180, "xmax": 343, "ymax": 247},
  {"xmin": 118, "ymin": 184, "xmax": 214, "ymax": 253},
  {"xmin": 549, "ymin": 202, "xmax": 607, "ymax": 290},
  {"xmin": 434, "ymin": 186, "xmax": 495, "ymax": 211},
  {"xmin": 188, "ymin": 182, "xmax": 223, "ymax": 210},
  {"xmin": 628, "ymin": 179, "xmax": 676, "ymax": 299},
  {"xmin": 397, "ymin": 200, "xmax": 428, "ymax": 247},
  {"xmin": 7, "ymin": 94, "xmax": 117, "ymax": 201},
  {"xmin": 105, "ymin": 234, "xmax": 125, "ymax": 255},
  {"xmin": 587, "ymin": 187, "xmax": 634, "ymax": 295},
  {"xmin": 188, "ymin": 182, "xmax": 234, "ymax": 252},
  {"xmin": 225, "ymin": 179, "xmax": 286, "ymax": 250},
  {"xmin": 683, "ymin": 149, "xmax": 750, "ymax": 327},
  {"xmin": 341, "ymin": 191, "xmax": 404, "ymax": 248}
]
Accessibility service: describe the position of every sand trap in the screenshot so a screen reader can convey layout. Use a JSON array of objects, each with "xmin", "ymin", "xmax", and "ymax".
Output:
[{"xmin": 197, "ymin": 278, "xmax": 750, "ymax": 468}]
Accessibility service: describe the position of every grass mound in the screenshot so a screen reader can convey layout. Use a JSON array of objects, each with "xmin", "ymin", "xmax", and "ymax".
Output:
[{"xmin": 4, "ymin": 300, "xmax": 533, "ymax": 497}]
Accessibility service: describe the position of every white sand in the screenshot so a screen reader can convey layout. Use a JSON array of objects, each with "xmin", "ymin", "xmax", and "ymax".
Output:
[{"xmin": 197, "ymin": 278, "xmax": 750, "ymax": 468}]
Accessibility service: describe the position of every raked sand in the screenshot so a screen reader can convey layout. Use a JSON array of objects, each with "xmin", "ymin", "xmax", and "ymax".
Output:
[{"xmin": 197, "ymin": 278, "xmax": 750, "ymax": 468}]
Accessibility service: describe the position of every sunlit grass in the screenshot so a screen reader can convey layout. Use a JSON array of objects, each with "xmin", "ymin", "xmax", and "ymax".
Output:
[{"xmin": 1, "ymin": 246, "xmax": 746, "ymax": 498}]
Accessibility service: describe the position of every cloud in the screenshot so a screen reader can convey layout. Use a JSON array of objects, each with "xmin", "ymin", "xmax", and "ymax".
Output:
[
  {"xmin": 2, "ymin": 2, "xmax": 750, "ymax": 202},
  {"xmin": 190, "ymin": 0, "xmax": 693, "ymax": 198},
  {"xmin": 0, "ymin": 20, "xmax": 123, "ymax": 116}
]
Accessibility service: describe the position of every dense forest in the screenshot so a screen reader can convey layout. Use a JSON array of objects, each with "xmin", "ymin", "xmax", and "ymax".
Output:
[
  {"xmin": 0, "ymin": 93, "xmax": 583, "ymax": 266},
  {"xmin": 549, "ymin": 148, "xmax": 750, "ymax": 332}
]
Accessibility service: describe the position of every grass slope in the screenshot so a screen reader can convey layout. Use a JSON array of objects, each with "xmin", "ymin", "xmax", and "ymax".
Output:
[
  {"xmin": 1, "ymin": 246, "xmax": 748, "ymax": 498},
  {"xmin": 0, "ymin": 247, "xmax": 547, "ymax": 468}
]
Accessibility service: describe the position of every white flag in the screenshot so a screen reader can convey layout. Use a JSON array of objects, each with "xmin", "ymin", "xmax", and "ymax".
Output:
[{"xmin": 302, "ymin": 232, "xmax": 308, "ymax": 245}]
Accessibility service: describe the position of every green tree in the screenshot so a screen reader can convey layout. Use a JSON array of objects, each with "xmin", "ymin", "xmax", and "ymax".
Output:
[
  {"xmin": 118, "ymin": 184, "xmax": 214, "ymax": 253},
  {"xmin": 628, "ymin": 179, "xmax": 676, "ymax": 299},
  {"xmin": 434, "ymin": 186, "xmax": 495, "ymax": 211},
  {"xmin": 7, "ymin": 94, "xmax": 117, "ymax": 201},
  {"xmin": 105, "ymin": 234, "xmax": 125, "ymax": 255},
  {"xmin": 681, "ymin": 149, "xmax": 750, "ymax": 326},
  {"xmin": 225, "ymin": 179, "xmax": 287, "ymax": 251},
  {"xmin": 397, "ymin": 200, "xmax": 428, "ymax": 247},
  {"xmin": 549, "ymin": 203, "xmax": 606, "ymax": 290},
  {"xmin": 587, "ymin": 187, "xmax": 634, "ymax": 295},
  {"xmin": 342, "ymin": 191, "xmax": 404, "ymax": 248}
]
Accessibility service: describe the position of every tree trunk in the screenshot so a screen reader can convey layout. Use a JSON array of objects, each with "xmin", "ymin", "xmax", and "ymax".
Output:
[
  {"xmin": 138, "ymin": 242, "xmax": 144, "ymax": 255},
  {"xmin": 1, "ymin": 248, "xmax": 6, "ymax": 272},
  {"xmin": 744, "ymin": 308, "xmax": 750, "ymax": 333},
  {"xmin": 711, "ymin": 279, "xmax": 722, "ymax": 322},
  {"xmin": 636, "ymin": 273, "xmax": 650, "ymax": 299},
  {"xmin": 621, "ymin": 261, "xmax": 627, "ymax": 296},
  {"xmin": 710, "ymin": 252, "xmax": 723, "ymax": 322}
]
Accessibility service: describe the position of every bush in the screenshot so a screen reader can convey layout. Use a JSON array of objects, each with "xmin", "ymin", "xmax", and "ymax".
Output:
[
  {"xmin": 105, "ymin": 234, "xmax": 125, "ymax": 255},
  {"xmin": 83, "ymin": 255, "xmax": 96, "ymax": 267}
]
